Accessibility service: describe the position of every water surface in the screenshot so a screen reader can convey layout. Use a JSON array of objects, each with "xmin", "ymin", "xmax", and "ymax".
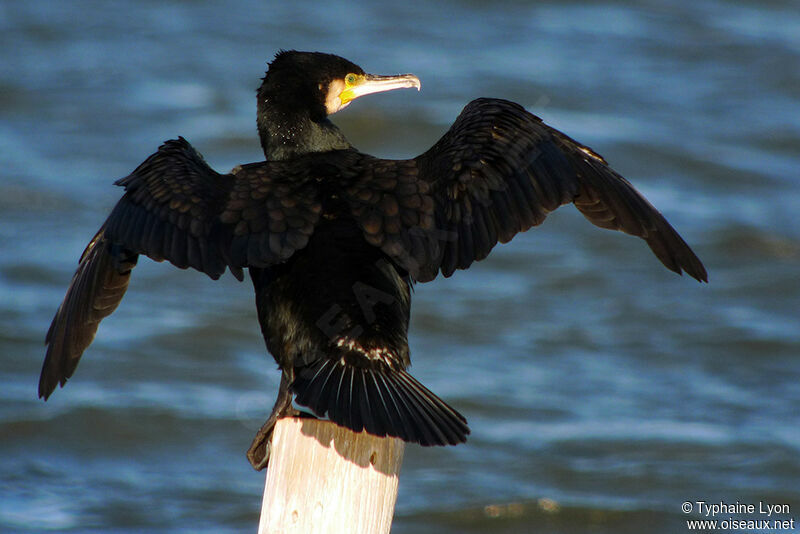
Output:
[{"xmin": 2, "ymin": 1, "xmax": 799, "ymax": 532}]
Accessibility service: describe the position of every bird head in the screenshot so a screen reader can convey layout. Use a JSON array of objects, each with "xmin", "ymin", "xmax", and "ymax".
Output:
[{"xmin": 258, "ymin": 51, "xmax": 421, "ymax": 122}]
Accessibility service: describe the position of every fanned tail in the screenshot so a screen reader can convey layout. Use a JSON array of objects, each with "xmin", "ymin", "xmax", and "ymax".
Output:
[{"xmin": 291, "ymin": 359, "xmax": 469, "ymax": 446}]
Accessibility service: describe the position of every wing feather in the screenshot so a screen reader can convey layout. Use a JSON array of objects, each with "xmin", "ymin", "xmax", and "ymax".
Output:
[
  {"xmin": 400, "ymin": 98, "xmax": 707, "ymax": 282},
  {"xmin": 41, "ymin": 138, "xmax": 323, "ymax": 399}
]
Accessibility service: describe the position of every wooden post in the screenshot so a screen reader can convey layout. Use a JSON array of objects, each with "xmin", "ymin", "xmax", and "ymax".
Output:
[{"xmin": 258, "ymin": 417, "xmax": 405, "ymax": 534}]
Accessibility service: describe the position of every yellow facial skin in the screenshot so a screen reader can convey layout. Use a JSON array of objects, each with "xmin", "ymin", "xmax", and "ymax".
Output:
[{"xmin": 339, "ymin": 73, "xmax": 367, "ymax": 106}]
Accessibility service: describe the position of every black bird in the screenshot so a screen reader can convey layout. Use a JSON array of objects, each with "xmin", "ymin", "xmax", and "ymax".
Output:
[{"xmin": 39, "ymin": 51, "xmax": 707, "ymax": 469}]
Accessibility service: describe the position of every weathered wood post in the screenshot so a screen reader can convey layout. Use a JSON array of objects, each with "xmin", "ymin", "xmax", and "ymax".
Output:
[{"xmin": 258, "ymin": 417, "xmax": 406, "ymax": 534}]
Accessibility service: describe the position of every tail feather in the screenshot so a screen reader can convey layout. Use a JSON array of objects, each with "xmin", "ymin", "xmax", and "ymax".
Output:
[
  {"xmin": 39, "ymin": 226, "xmax": 138, "ymax": 400},
  {"xmin": 394, "ymin": 369, "xmax": 465, "ymax": 444},
  {"xmin": 383, "ymin": 372, "xmax": 437, "ymax": 444},
  {"xmin": 375, "ymin": 370, "xmax": 422, "ymax": 443},
  {"xmin": 366, "ymin": 369, "xmax": 405, "ymax": 440},
  {"xmin": 292, "ymin": 359, "xmax": 470, "ymax": 446}
]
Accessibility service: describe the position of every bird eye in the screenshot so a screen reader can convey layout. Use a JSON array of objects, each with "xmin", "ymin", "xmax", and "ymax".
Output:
[{"xmin": 345, "ymin": 73, "xmax": 357, "ymax": 86}]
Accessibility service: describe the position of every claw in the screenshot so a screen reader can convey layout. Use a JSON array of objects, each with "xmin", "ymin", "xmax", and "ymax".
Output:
[{"xmin": 247, "ymin": 428, "xmax": 273, "ymax": 470}]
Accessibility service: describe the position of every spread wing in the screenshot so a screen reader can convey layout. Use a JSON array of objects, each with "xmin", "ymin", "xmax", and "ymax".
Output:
[
  {"xmin": 363, "ymin": 98, "xmax": 706, "ymax": 282},
  {"xmin": 40, "ymin": 228, "xmax": 137, "ymax": 399},
  {"xmin": 39, "ymin": 138, "xmax": 321, "ymax": 399},
  {"xmin": 107, "ymin": 137, "xmax": 320, "ymax": 277}
]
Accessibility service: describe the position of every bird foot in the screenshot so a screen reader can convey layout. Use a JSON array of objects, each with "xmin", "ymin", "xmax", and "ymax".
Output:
[
  {"xmin": 247, "ymin": 425, "xmax": 274, "ymax": 471},
  {"xmin": 246, "ymin": 376, "xmax": 298, "ymax": 470}
]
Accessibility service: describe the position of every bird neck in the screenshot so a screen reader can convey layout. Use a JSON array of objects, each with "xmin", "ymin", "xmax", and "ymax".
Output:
[{"xmin": 257, "ymin": 102, "xmax": 351, "ymax": 161}]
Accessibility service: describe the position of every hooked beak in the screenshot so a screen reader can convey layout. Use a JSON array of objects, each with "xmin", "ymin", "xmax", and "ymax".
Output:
[{"xmin": 339, "ymin": 73, "xmax": 421, "ymax": 107}]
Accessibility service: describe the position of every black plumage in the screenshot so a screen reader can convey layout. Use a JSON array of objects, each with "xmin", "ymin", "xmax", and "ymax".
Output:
[{"xmin": 39, "ymin": 51, "xmax": 707, "ymax": 469}]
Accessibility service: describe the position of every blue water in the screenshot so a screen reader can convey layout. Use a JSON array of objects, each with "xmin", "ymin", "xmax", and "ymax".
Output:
[{"xmin": 2, "ymin": 1, "xmax": 799, "ymax": 532}]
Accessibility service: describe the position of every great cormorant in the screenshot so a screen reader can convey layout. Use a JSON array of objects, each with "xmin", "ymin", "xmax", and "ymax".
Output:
[{"xmin": 39, "ymin": 51, "xmax": 707, "ymax": 470}]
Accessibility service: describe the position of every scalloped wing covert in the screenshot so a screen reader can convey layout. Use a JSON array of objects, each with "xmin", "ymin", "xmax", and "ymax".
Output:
[
  {"xmin": 40, "ymin": 138, "xmax": 324, "ymax": 399},
  {"xmin": 389, "ymin": 98, "xmax": 708, "ymax": 282}
]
